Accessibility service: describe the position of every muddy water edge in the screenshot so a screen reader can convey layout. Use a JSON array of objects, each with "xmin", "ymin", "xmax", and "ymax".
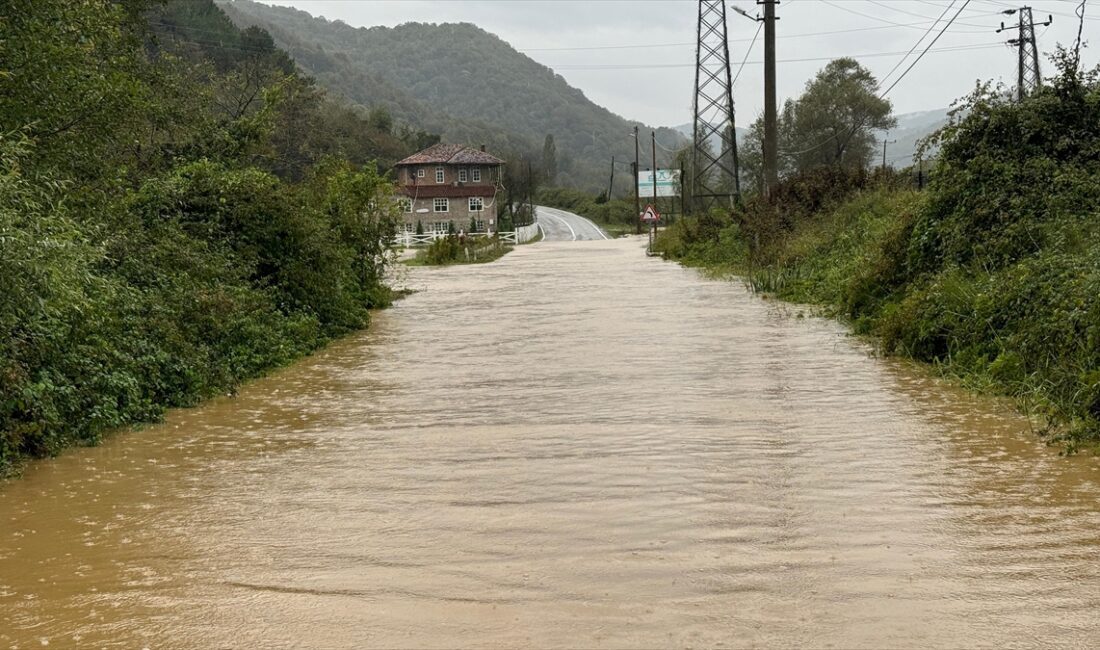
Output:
[{"xmin": 2, "ymin": 237, "xmax": 1098, "ymax": 648}]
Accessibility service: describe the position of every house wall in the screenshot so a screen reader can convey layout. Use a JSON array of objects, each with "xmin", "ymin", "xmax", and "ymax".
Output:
[
  {"xmin": 400, "ymin": 164, "xmax": 498, "ymax": 186},
  {"xmin": 400, "ymin": 195, "xmax": 497, "ymax": 232}
]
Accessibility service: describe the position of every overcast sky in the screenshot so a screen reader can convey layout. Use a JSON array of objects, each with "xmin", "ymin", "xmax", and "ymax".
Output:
[{"xmin": 255, "ymin": 0, "xmax": 1096, "ymax": 127}]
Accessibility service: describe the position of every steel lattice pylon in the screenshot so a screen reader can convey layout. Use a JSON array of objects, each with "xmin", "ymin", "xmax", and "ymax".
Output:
[
  {"xmin": 691, "ymin": 0, "xmax": 740, "ymax": 213},
  {"xmin": 999, "ymin": 6, "xmax": 1051, "ymax": 101},
  {"xmin": 1015, "ymin": 6, "xmax": 1043, "ymax": 100}
]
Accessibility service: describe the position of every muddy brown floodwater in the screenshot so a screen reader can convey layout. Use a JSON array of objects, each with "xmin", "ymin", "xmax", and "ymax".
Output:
[{"xmin": 2, "ymin": 238, "xmax": 1100, "ymax": 649}]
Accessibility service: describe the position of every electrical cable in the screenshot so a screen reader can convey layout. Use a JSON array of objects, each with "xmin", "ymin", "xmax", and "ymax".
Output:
[
  {"xmin": 778, "ymin": 0, "xmax": 974, "ymax": 158},
  {"xmin": 732, "ymin": 21, "xmax": 764, "ymax": 86},
  {"xmin": 880, "ymin": 0, "xmax": 975, "ymax": 98},
  {"xmin": 550, "ymin": 41, "xmax": 1005, "ymax": 70},
  {"xmin": 879, "ymin": 0, "xmax": 958, "ymax": 91}
]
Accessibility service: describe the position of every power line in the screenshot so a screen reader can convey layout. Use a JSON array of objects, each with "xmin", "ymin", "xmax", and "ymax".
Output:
[
  {"xmin": 864, "ymin": 0, "xmax": 1000, "ymax": 25},
  {"xmin": 879, "ymin": 0, "xmax": 958, "ymax": 91},
  {"xmin": 733, "ymin": 21, "xmax": 764, "ymax": 86},
  {"xmin": 819, "ymin": 0, "xmax": 989, "ymax": 30},
  {"xmin": 976, "ymin": 0, "xmax": 1099, "ymax": 20},
  {"xmin": 548, "ymin": 41, "xmax": 1006, "ymax": 70},
  {"xmin": 516, "ymin": 17, "xmax": 991, "ymax": 52},
  {"xmin": 779, "ymin": 0, "xmax": 975, "ymax": 159},
  {"xmin": 879, "ymin": 0, "xmax": 975, "ymax": 98}
]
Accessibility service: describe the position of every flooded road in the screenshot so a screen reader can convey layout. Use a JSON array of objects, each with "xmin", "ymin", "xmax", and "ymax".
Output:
[{"xmin": 2, "ymin": 238, "xmax": 1099, "ymax": 648}]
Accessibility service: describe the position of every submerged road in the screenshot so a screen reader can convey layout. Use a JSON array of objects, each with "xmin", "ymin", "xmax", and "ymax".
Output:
[
  {"xmin": 535, "ymin": 205, "xmax": 609, "ymax": 241},
  {"xmin": 2, "ymin": 238, "xmax": 1100, "ymax": 647}
]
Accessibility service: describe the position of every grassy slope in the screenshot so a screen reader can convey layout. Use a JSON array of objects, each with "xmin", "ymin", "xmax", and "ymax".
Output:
[{"xmin": 656, "ymin": 183, "xmax": 1100, "ymax": 451}]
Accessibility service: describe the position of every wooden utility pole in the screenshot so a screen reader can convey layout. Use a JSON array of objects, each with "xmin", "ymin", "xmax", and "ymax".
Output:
[
  {"xmin": 651, "ymin": 131, "xmax": 658, "ymax": 237},
  {"xmin": 762, "ymin": 0, "xmax": 779, "ymax": 196},
  {"xmin": 526, "ymin": 161, "xmax": 533, "ymax": 224},
  {"xmin": 607, "ymin": 156, "xmax": 615, "ymax": 201},
  {"xmin": 633, "ymin": 126, "xmax": 641, "ymax": 235},
  {"xmin": 881, "ymin": 133, "xmax": 896, "ymax": 172}
]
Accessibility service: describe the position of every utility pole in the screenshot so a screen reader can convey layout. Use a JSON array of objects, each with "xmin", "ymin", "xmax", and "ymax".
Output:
[
  {"xmin": 633, "ymin": 126, "xmax": 641, "ymax": 234},
  {"xmin": 651, "ymin": 131, "xmax": 658, "ymax": 237},
  {"xmin": 761, "ymin": 0, "xmax": 779, "ymax": 196},
  {"xmin": 526, "ymin": 161, "xmax": 533, "ymax": 225},
  {"xmin": 997, "ymin": 7, "xmax": 1051, "ymax": 101},
  {"xmin": 881, "ymin": 133, "xmax": 896, "ymax": 172},
  {"xmin": 691, "ymin": 0, "xmax": 740, "ymax": 213},
  {"xmin": 607, "ymin": 156, "xmax": 615, "ymax": 202}
]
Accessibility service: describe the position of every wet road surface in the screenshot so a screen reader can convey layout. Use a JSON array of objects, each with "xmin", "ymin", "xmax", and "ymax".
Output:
[
  {"xmin": 535, "ymin": 205, "xmax": 609, "ymax": 241},
  {"xmin": 2, "ymin": 238, "xmax": 1099, "ymax": 648}
]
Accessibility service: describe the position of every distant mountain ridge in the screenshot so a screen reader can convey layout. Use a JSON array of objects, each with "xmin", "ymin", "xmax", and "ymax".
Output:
[
  {"xmin": 216, "ymin": 0, "xmax": 686, "ymax": 192},
  {"xmin": 874, "ymin": 108, "xmax": 950, "ymax": 168}
]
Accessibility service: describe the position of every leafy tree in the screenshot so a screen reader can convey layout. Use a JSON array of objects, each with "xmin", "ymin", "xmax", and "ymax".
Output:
[
  {"xmin": 542, "ymin": 134, "xmax": 558, "ymax": 184},
  {"xmin": 215, "ymin": 0, "xmax": 688, "ymax": 192},
  {"xmin": 741, "ymin": 58, "xmax": 895, "ymax": 190}
]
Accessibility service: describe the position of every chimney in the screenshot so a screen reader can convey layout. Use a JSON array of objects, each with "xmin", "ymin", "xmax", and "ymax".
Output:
[{"xmin": 479, "ymin": 144, "xmax": 486, "ymax": 152}]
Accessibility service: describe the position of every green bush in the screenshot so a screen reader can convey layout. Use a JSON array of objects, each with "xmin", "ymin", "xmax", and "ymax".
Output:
[{"xmin": 657, "ymin": 54, "xmax": 1100, "ymax": 448}]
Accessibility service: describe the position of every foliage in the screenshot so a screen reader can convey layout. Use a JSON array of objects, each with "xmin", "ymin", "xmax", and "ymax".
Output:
[
  {"xmin": 659, "ymin": 55, "xmax": 1100, "ymax": 449},
  {"xmin": 0, "ymin": 0, "xmax": 407, "ymax": 476},
  {"xmin": 214, "ymin": 0, "xmax": 687, "ymax": 192},
  {"xmin": 542, "ymin": 135, "xmax": 558, "ymax": 185},
  {"xmin": 409, "ymin": 234, "xmax": 511, "ymax": 266},
  {"xmin": 741, "ymin": 58, "xmax": 895, "ymax": 191}
]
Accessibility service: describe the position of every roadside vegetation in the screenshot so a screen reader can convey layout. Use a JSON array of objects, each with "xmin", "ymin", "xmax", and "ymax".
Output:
[
  {"xmin": 407, "ymin": 235, "xmax": 513, "ymax": 266},
  {"xmin": 0, "ymin": 0, "xmax": 419, "ymax": 476},
  {"xmin": 656, "ymin": 52, "xmax": 1100, "ymax": 450}
]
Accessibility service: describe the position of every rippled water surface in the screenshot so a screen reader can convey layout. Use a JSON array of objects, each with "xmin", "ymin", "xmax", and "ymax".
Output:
[{"xmin": 3, "ymin": 238, "xmax": 1100, "ymax": 648}]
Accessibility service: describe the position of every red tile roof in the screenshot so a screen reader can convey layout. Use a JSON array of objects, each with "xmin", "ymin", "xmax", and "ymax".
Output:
[
  {"xmin": 396, "ymin": 143, "xmax": 505, "ymax": 166},
  {"xmin": 398, "ymin": 185, "xmax": 497, "ymax": 198}
]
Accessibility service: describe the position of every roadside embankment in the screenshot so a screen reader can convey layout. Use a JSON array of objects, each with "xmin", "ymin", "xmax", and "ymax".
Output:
[{"xmin": 656, "ymin": 65, "xmax": 1100, "ymax": 450}]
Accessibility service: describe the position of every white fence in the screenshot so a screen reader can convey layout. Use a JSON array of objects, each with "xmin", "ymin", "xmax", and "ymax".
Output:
[{"xmin": 392, "ymin": 221, "xmax": 538, "ymax": 248}]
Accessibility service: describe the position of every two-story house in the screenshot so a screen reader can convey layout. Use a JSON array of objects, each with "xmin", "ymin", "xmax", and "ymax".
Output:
[{"xmin": 394, "ymin": 143, "xmax": 505, "ymax": 234}]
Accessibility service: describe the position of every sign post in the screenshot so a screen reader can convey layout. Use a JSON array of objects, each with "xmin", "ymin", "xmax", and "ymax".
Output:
[{"xmin": 640, "ymin": 204, "xmax": 661, "ymax": 255}]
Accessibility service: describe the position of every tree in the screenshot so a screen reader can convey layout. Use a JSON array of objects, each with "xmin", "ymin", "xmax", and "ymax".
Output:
[
  {"xmin": 542, "ymin": 134, "xmax": 558, "ymax": 184},
  {"xmin": 742, "ymin": 58, "xmax": 895, "ymax": 190}
]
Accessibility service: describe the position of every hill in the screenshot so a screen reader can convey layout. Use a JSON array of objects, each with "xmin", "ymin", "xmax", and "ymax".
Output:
[
  {"xmin": 216, "ymin": 0, "xmax": 686, "ymax": 192},
  {"xmin": 873, "ymin": 108, "xmax": 950, "ymax": 168}
]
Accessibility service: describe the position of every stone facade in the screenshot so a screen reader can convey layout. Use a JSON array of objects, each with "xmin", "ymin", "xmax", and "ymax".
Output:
[{"xmin": 394, "ymin": 144, "xmax": 504, "ymax": 233}]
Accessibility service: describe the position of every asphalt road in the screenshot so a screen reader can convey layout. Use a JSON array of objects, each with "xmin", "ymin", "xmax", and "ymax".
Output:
[{"xmin": 534, "ymin": 205, "xmax": 610, "ymax": 242}]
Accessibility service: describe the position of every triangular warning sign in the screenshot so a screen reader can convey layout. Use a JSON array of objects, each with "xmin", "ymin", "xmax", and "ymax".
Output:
[{"xmin": 640, "ymin": 204, "xmax": 661, "ymax": 222}]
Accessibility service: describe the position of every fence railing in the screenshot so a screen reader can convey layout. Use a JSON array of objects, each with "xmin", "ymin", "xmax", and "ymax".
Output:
[{"xmin": 393, "ymin": 230, "xmax": 519, "ymax": 247}]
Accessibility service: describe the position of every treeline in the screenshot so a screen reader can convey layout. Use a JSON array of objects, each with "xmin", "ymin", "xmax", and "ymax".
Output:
[
  {"xmin": 0, "ymin": 0, "xmax": 419, "ymax": 475},
  {"xmin": 657, "ymin": 52, "xmax": 1100, "ymax": 449},
  {"xmin": 214, "ymin": 0, "xmax": 686, "ymax": 193}
]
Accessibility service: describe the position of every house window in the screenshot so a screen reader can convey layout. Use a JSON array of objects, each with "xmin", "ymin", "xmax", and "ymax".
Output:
[
  {"xmin": 417, "ymin": 168, "xmax": 425, "ymax": 179},
  {"xmin": 403, "ymin": 222, "xmax": 415, "ymax": 233},
  {"xmin": 458, "ymin": 168, "xmax": 468, "ymax": 183},
  {"xmin": 433, "ymin": 221, "xmax": 451, "ymax": 233},
  {"xmin": 433, "ymin": 197, "xmax": 449, "ymax": 213},
  {"xmin": 468, "ymin": 197, "xmax": 484, "ymax": 212},
  {"xmin": 471, "ymin": 167, "xmax": 481, "ymax": 182},
  {"xmin": 399, "ymin": 198, "xmax": 412, "ymax": 213},
  {"xmin": 472, "ymin": 219, "xmax": 485, "ymax": 232},
  {"xmin": 435, "ymin": 167, "xmax": 444, "ymax": 183}
]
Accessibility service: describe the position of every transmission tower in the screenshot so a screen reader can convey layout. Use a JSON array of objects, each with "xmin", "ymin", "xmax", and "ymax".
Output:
[
  {"xmin": 997, "ymin": 7, "xmax": 1052, "ymax": 101},
  {"xmin": 691, "ymin": 0, "xmax": 740, "ymax": 212}
]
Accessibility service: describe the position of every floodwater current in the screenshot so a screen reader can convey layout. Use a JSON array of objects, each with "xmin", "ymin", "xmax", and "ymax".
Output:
[{"xmin": 2, "ymin": 238, "xmax": 1099, "ymax": 648}]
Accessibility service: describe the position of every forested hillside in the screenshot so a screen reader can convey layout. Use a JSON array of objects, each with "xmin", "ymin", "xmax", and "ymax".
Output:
[
  {"xmin": 0, "ymin": 0, "xmax": 415, "ymax": 476},
  {"xmin": 216, "ymin": 0, "xmax": 686, "ymax": 192}
]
